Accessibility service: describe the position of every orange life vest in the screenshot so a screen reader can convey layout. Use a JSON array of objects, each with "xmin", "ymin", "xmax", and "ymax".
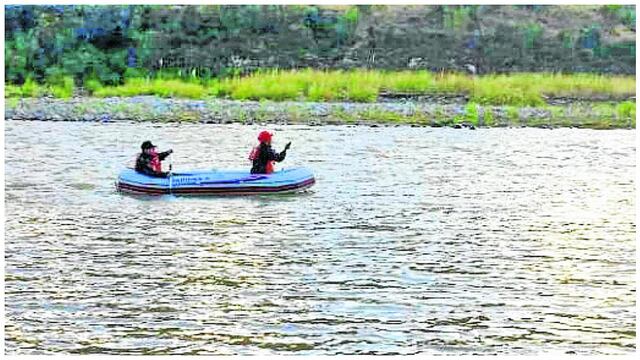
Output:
[
  {"xmin": 150, "ymin": 154, "xmax": 162, "ymax": 172},
  {"xmin": 135, "ymin": 152, "xmax": 162, "ymax": 172}
]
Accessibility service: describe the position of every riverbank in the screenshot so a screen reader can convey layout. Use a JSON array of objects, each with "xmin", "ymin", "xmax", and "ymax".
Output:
[{"xmin": 5, "ymin": 96, "xmax": 635, "ymax": 129}]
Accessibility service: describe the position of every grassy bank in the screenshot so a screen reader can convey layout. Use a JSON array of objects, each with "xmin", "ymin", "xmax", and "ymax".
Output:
[
  {"xmin": 215, "ymin": 70, "xmax": 636, "ymax": 105},
  {"xmin": 5, "ymin": 69, "xmax": 636, "ymax": 106}
]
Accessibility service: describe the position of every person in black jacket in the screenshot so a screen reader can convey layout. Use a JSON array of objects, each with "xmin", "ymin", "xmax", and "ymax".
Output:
[
  {"xmin": 249, "ymin": 131, "xmax": 291, "ymax": 174},
  {"xmin": 135, "ymin": 141, "xmax": 173, "ymax": 178}
]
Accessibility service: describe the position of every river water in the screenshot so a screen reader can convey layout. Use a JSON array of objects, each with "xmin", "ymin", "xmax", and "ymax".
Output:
[{"xmin": 4, "ymin": 120, "xmax": 636, "ymax": 355}]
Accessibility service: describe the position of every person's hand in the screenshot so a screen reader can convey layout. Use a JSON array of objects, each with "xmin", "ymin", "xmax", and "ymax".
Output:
[{"xmin": 285, "ymin": 142, "xmax": 291, "ymax": 151}]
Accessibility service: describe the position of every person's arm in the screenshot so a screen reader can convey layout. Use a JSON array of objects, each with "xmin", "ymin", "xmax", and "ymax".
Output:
[
  {"xmin": 267, "ymin": 142, "xmax": 291, "ymax": 162},
  {"xmin": 158, "ymin": 149, "xmax": 173, "ymax": 161},
  {"xmin": 135, "ymin": 154, "xmax": 145, "ymax": 172}
]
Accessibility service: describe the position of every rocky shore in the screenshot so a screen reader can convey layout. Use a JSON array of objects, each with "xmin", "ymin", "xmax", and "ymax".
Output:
[{"xmin": 4, "ymin": 96, "xmax": 636, "ymax": 129}]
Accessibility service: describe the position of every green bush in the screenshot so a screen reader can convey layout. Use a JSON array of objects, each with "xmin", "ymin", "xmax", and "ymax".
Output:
[
  {"xmin": 464, "ymin": 102, "xmax": 480, "ymax": 125},
  {"xmin": 49, "ymin": 76, "xmax": 74, "ymax": 99},
  {"xmin": 124, "ymin": 67, "xmax": 151, "ymax": 80},
  {"xmin": 7, "ymin": 78, "xmax": 46, "ymax": 98},
  {"xmin": 616, "ymin": 101, "xmax": 636, "ymax": 119},
  {"xmin": 5, "ymin": 84, "xmax": 22, "ymax": 98},
  {"xmin": 506, "ymin": 106, "xmax": 520, "ymax": 122},
  {"xmin": 483, "ymin": 107, "xmax": 495, "ymax": 126},
  {"xmin": 84, "ymin": 78, "xmax": 104, "ymax": 94}
]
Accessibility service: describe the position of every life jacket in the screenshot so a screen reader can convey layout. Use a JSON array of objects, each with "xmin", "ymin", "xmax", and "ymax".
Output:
[
  {"xmin": 149, "ymin": 154, "xmax": 162, "ymax": 172},
  {"xmin": 137, "ymin": 152, "xmax": 162, "ymax": 172},
  {"xmin": 248, "ymin": 145, "xmax": 275, "ymax": 174}
]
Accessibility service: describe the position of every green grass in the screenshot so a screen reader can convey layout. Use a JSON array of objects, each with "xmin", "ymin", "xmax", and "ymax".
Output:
[
  {"xmin": 616, "ymin": 101, "xmax": 636, "ymax": 119},
  {"xmin": 5, "ymin": 69, "xmax": 636, "ymax": 108},
  {"xmin": 4, "ymin": 75, "xmax": 76, "ymax": 98},
  {"xmin": 535, "ymin": 73, "xmax": 635, "ymax": 98},
  {"xmin": 93, "ymin": 78, "xmax": 206, "ymax": 99},
  {"xmin": 217, "ymin": 70, "xmax": 635, "ymax": 105},
  {"xmin": 5, "ymin": 78, "xmax": 45, "ymax": 98},
  {"xmin": 382, "ymin": 70, "xmax": 434, "ymax": 93},
  {"xmin": 49, "ymin": 76, "xmax": 74, "ymax": 99},
  {"xmin": 470, "ymin": 74, "xmax": 545, "ymax": 106},
  {"xmin": 464, "ymin": 102, "xmax": 480, "ymax": 125},
  {"xmin": 5, "ymin": 84, "xmax": 22, "ymax": 98},
  {"xmin": 213, "ymin": 69, "xmax": 634, "ymax": 105},
  {"xmin": 430, "ymin": 72, "xmax": 471, "ymax": 94},
  {"xmin": 483, "ymin": 106, "xmax": 495, "ymax": 126},
  {"xmin": 506, "ymin": 106, "xmax": 520, "ymax": 122},
  {"xmin": 358, "ymin": 107, "xmax": 405, "ymax": 122},
  {"xmin": 84, "ymin": 78, "xmax": 104, "ymax": 94}
]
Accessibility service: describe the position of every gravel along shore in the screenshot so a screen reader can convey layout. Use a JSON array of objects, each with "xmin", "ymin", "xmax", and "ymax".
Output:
[{"xmin": 4, "ymin": 96, "xmax": 636, "ymax": 129}]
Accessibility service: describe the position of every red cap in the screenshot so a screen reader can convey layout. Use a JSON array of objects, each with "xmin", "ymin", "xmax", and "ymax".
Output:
[{"xmin": 258, "ymin": 131, "xmax": 273, "ymax": 143}]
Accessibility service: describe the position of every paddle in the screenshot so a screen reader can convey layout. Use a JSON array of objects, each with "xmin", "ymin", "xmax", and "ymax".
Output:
[{"xmin": 168, "ymin": 151, "xmax": 173, "ymax": 194}]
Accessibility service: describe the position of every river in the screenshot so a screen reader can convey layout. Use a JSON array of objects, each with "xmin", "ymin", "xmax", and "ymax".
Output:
[{"xmin": 4, "ymin": 120, "xmax": 636, "ymax": 354}]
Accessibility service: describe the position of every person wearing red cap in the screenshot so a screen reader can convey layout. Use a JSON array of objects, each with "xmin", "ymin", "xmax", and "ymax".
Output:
[{"xmin": 249, "ymin": 131, "xmax": 291, "ymax": 174}]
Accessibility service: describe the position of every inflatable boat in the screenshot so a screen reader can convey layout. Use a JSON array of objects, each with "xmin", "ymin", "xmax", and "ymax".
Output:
[{"xmin": 116, "ymin": 168, "xmax": 315, "ymax": 196}]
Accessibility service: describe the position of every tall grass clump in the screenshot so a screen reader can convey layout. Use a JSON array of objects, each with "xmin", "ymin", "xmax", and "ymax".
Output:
[
  {"xmin": 22, "ymin": 78, "xmax": 45, "ymax": 97},
  {"xmin": 344, "ymin": 70, "xmax": 380, "ymax": 102},
  {"xmin": 535, "ymin": 73, "xmax": 635, "ymax": 98},
  {"xmin": 84, "ymin": 78, "xmax": 104, "ymax": 95},
  {"xmin": 5, "ymin": 78, "xmax": 46, "ymax": 97},
  {"xmin": 307, "ymin": 81, "xmax": 339, "ymax": 101},
  {"xmin": 93, "ymin": 78, "xmax": 148, "ymax": 97},
  {"xmin": 431, "ymin": 71, "xmax": 473, "ymax": 94},
  {"xmin": 616, "ymin": 101, "xmax": 636, "ymax": 119},
  {"xmin": 472, "ymin": 74, "xmax": 544, "ymax": 106},
  {"xmin": 222, "ymin": 69, "xmax": 381, "ymax": 102},
  {"xmin": 48, "ymin": 76, "xmax": 74, "ymax": 99},
  {"xmin": 228, "ymin": 70, "xmax": 302, "ymax": 101},
  {"xmin": 304, "ymin": 70, "xmax": 347, "ymax": 101},
  {"xmin": 151, "ymin": 79, "xmax": 206, "ymax": 98},
  {"xmin": 382, "ymin": 70, "xmax": 433, "ymax": 93},
  {"xmin": 483, "ymin": 106, "xmax": 495, "ymax": 126},
  {"xmin": 123, "ymin": 67, "xmax": 151, "ymax": 80},
  {"xmin": 5, "ymin": 84, "xmax": 22, "ymax": 97},
  {"xmin": 94, "ymin": 78, "xmax": 206, "ymax": 99},
  {"xmin": 464, "ymin": 102, "xmax": 480, "ymax": 125}
]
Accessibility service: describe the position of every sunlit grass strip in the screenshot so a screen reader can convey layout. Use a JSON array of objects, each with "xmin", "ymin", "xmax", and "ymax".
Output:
[
  {"xmin": 5, "ymin": 70, "xmax": 635, "ymax": 106},
  {"xmin": 49, "ymin": 76, "xmax": 74, "ymax": 99},
  {"xmin": 534, "ymin": 73, "xmax": 636, "ymax": 98},
  {"xmin": 214, "ymin": 70, "xmax": 634, "ymax": 105},
  {"xmin": 216, "ymin": 69, "xmax": 381, "ymax": 102},
  {"xmin": 93, "ymin": 78, "xmax": 206, "ymax": 99},
  {"xmin": 5, "ymin": 76, "xmax": 75, "ymax": 99},
  {"xmin": 5, "ymin": 78, "xmax": 46, "ymax": 98}
]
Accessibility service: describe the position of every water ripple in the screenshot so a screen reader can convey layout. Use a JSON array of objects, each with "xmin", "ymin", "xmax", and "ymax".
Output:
[{"xmin": 4, "ymin": 121, "xmax": 636, "ymax": 354}]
